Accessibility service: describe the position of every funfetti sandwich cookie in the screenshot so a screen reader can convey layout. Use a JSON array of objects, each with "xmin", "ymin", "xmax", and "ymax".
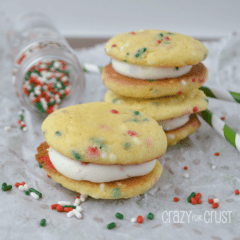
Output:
[
  {"xmin": 105, "ymin": 89, "xmax": 208, "ymax": 146},
  {"xmin": 36, "ymin": 102, "xmax": 167, "ymax": 199},
  {"xmin": 102, "ymin": 30, "xmax": 208, "ymax": 99}
]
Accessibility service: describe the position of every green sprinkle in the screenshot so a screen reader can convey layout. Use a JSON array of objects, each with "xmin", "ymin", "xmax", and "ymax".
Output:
[
  {"xmin": 175, "ymin": 67, "xmax": 179, "ymax": 70},
  {"xmin": 135, "ymin": 47, "xmax": 147, "ymax": 58},
  {"xmin": 133, "ymin": 111, "xmax": 140, "ymax": 116},
  {"xmin": 112, "ymin": 188, "xmax": 121, "ymax": 199},
  {"xmin": 2, "ymin": 183, "xmax": 7, "ymax": 187},
  {"xmin": 126, "ymin": 53, "xmax": 129, "ymax": 56},
  {"xmin": 143, "ymin": 118, "xmax": 149, "ymax": 122},
  {"xmin": 63, "ymin": 205, "xmax": 76, "ymax": 209},
  {"xmin": 82, "ymin": 67, "xmax": 87, "ymax": 72},
  {"xmin": 167, "ymin": 32, "xmax": 174, "ymax": 35},
  {"xmin": 20, "ymin": 115, "xmax": 24, "ymax": 121},
  {"xmin": 71, "ymin": 150, "xmax": 81, "ymax": 160},
  {"xmin": 1, "ymin": 185, "xmax": 12, "ymax": 191},
  {"xmin": 115, "ymin": 212, "xmax": 124, "ymax": 219},
  {"xmin": 187, "ymin": 192, "xmax": 196, "ymax": 203},
  {"xmin": 147, "ymin": 212, "xmax": 154, "ymax": 220},
  {"xmin": 60, "ymin": 93, "xmax": 65, "ymax": 100},
  {"xmin": 159, "ymin": 33, "xmax": 164, "ymax": 37},
  {"xmin": 123, "ymin": 60, "xmax": 127, "ymax": 62},
  {"xmin": 25, "ymin": 191, "xmax": 30, "ymax": 195},
  {"xmin": 40, "ymin": 219, "xmax": 46, "ymax": 227},
  {"xmin": 39, "ymin": 163, "xmax": 42, "ymax": 168},
  {"xmin": 90, "ymin": 138, "xmax": 106, "ymax": 150},
  {"xmin": 29, "ymin": 188, "xmax": 42, "ymax": 198},
  {"xmin": 55, "ymin": 131, "xmax": 62, "ymax": 136},
  {"xmin": 107, "ymin": 222, "xmax": 116, "ymax": 229},
  {"xmin": 112, "ymin": 98, "xmax": 118, "ymax": 104},
  {"xmin": 123, "ymin": 142, "xmax": 131, "ymax": 149},
  {"xmin": 149, "ymin": 79, "xmax": 154, "ymax": 82},
  {"xmin": 20, "ymin": 126, "xmax": 24, "ymax": 130},
  {"xmin": 35, "ymin": 102, "xmax": 46, "ymax": 113}
]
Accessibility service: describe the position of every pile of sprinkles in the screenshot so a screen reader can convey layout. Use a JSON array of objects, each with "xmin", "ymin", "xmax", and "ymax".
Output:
[
  {"xmin": 22, "ymin": 59, "xmax": 71, "ymax": 114},
  {"xmin": 18, "ymin": 109, "xmax": 28, "ymax": 131},
  {"xmin": 187, "ymin": 192, "xmax": 202, "ymax": 205},
  {"xmin": 15, "ymin": 182, "xmax": 42, "ymax": 199}
]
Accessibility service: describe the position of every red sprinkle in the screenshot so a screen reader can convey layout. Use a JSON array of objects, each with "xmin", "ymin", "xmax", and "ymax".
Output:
[
  {"xmin": 173, "ymin": 197, "xmax": 179, "ymax": 202},
  {"xmin": 184, "ymin": 166, "xmax": 188, "ymax": 170},
  {"xmin": 81, "ymin": 162, "xmax": 89, "ymax": 166},
  {"xmin": 221, "ymin": 116, "xmax": 226, "ymax": 121},
  {"xmin": 195, "ymin": 193, "xmax": 202, "ymax": 200},
  {"xmin": 177, "ymin": 91, "xmax": 182, "ymax": 95},
  {"xmin": 111, "ymin": 44, "xmax": 117, "ymax": 48},
  {"xmin": 215, "ymin": 152, "xmax": 220, "ymax": 156},
  {"xmin": 130, "ymin": 31, "xmax": 136, "ymax": 35},
  {"xmin": 192, "ymin": 78, "xmax": 196, "ymax": 82},
  {"xmin": 208, "ymin": 198, "xmax": 214, "ymax": 204},
  {"xmin": 212, "ymin": 203, "xmax": 219, "ymax": 209},
  {"xmin": 198, "ymin": 199, "xmax": 202, "ymax": 204},
  {"xmin": 51, "ymin": 204, "xmax": 59, "ymax": 210},
  {"xmin": 15, "ymin": 182, "xmax": 20, "ymax": 187},
  {"xmin": 164, "ymin": 36, "xmax": 170, "ymax": 40},
  {"xmin": 127, "ymin": 130, "xmax": 138, "ymax": 136},
  {"xmin": 235, "ymin": 189, "xmax": 240, "ymax": 195},
  {"xmin": 157, "ymin": 40, "xmax": 161, "ymax": 44},
  {"xmin": 64, "ymin": 207, "xmax": 73, "ymax": 212},
  {"xmin": 193, "ymin": 106, "xmax": 199, "ymax": 113},
  {"xmin": 75, "ymin": 196, "xmax": 80, "ymax": 199},
  {"xmin": 191, "ymin": 197, "xmax": 197, "ymax": 205},
  {"xmin": 56, "ymin": 205, "xmax": 64, "ymax": 212},
  {"xmin": 47, "ymin": 174, "xmax": 51, "ymax": 178},
  {"xmin": 110, "ymin": 109, "xmax": 119, "ymax": 114},
  {"xmin": 137, "ymin": 215, "xmax": 143, "ymax": 224}
]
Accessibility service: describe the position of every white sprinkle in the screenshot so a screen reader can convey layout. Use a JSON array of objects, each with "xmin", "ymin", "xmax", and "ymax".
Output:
[
  {"xmin": 30, "ymin": 192, "xmax": 39, "ymax": 200},
  {"xmin": 131, "ymin": 217, "xmax": 137, "ymax": 223},
  {"xmin": 65, "ymin": 86, "xmax": 71, "ymax": 91},
  {"xmin": 126, "ymin": 43, "xmax": 130, "ymax": 47},
  {"xmin": 55, "ymin": 94, "xmax": 61, "ymax": 103},
  {"xmin": 73, "ymin": 209, "xmax": 82, "ymax": 219},
  {"xmin": 4, "ymin": 126, "xmax": 11, "ymax": 132},
  {"xmin": 29, "ymin": 92, "xmax": 35, "ymax": 100},
  {"xmin": 212, "ymin": 165, "xmax": 216, "ymax": 170},
  {"xmin": 34, "ymin": 89, "xmax": 41, "ymax": 95},
  {"xmin": 27, "ymin": 85, "xmax": 31, "ymax": 90},
  {"xmin": 21, "ymin": 121, "xmax": 25, "ymax": 125},
  {"xmin": 24, "ymin": 184, "xmax": 29, "ymax": 191},
  {"xmin": 18, "ymin": 185, "xmax": 25, "ymax": 191},
  {"xmin": 120, "ymin": 47, "xmax": 124, "ymax": 51},
  {"xmin": 67, "ymin": 210, "xmax": 75, "ymax": 218},
  {"xmin": 76, "ymin": 206, "xmax": 83, "ymax": 212},
  {"xmin": 54, "ymin": 61, "xmax": 62, "ymax": 68},
  {"xmin": 23, "ymin": 127, "xmax": 28, "ymax": 132},
  {"xmin": 133, "ymin": 137, "xmax": 141, "ymax": 145},
  {"xmin": 58, "ymin": 201, "xmax": 71, "ymax": 206},
  {"xmin": 74, "ymin": 198, "xmax": 81, "ymax": 205},
  {"xmin": 100, "ymin": 183, "xmax": 105, "ymax": 191},
  {"xmin": 31, "ymin": 72, "xmax": 38, "ymax": 77},
  {"xmin": 101, "ymin": 152, "xmax": 107, "ymax": 159},
  {"xmin": 109, "ymin": 153, "xmax": 116, "ymax": 161},
  {"xmin": 214, "ymin": 198, "xmax": 219, "ymax": 203},
  {"xmin": 38, "ymin": 77, "xmax": 47, "ymax": 83},
  {"xmin": 57, "ymin": 82, "xmax": 62, "ymax": 89},
  {"xmin": 80, "ymin": 194, "xmax": 87, "ymax": 202},
  {"xmin": 62, "ymin": 76, "xmax": 68, "ymax": 81},
  {"xmin": 40, "ymin": 98, "xmax": 48, "ymax": 110},
  {"xmin": 181, "ymin": 80, "xmax": 187, "ymax": 85},
  {"xmin": 167, "ymin": 134, "xmax": 175, "ymax": 140},
  {"xmin": 184, "ymin": 173, "xmax": 189, "ymax": 178}
]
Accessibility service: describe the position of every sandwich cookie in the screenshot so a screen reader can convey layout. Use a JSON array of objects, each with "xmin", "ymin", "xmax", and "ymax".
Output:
[
  {"xmin": 102, "ymin": 29, "xmax": 208, "ymax": 98},
  {"xmin": 36, "ymin": 102, "xmax": 167, "ymax": 199},
  {"xmin": 105, "ymin": 89, "xmax": 208, "ymax": 146}
]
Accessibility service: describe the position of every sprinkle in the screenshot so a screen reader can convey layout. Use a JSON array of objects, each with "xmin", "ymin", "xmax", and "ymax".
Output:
[
  {"xmin": 40, "ymin": 219, "xmax": 46, "ymax": 226},
  {"xmin": 174, "ymin": 197, "xmax": 179, "ymax": 202},
  {"xmin": 133, "ymin": 137, "xmax": 141, "ymax": 145},
  {"xmin": 184, "ymin": 166, "xmax": 188, "ymax": 170},
  {"xmin": 115, "ymin": 212, "xmax": 124, "ymax": 219},
  {"xmin": 208, "ymin": 199, "xmax": 214, "ymax": 204},
  {"xmin": 147, "ymin": 213, "xmax": 154, "ymax": 220},
  {"xmin": 175, "ymin": 67, "xmax": 179, "ymax": 70},
  {"xmin": 58, "ymin": 201, "xmax": 71, "ymax": 206},
  {"xmin": 191, "ymin": 197, "xmax": 197, "ymax": 205},
  {"xmin": 187, "ymin": 192, "xmax": 196, "ymax": 203},
  {"xmin": 192, "ymin": 78, "xmax": 196, "ymax": 82},
  {"xmin": 193, "ymin": 106, "xmax": 199, "ymax": 113},
  {"xmin": 214, "ymin": 152, "xmax": 220, "ymax": 156},
  {"xmin": 212, "ymin": 203, "xmax": 219, "ymax": 209},
  {"xmin": 157, "ymin": 40, "xmax": 161, "ymax": 44},
  {"xmin": 51, "ymin": 204, "xmax": 59, "ymax": 210},
  {"xmin": 164, "ymin": 36, "xmax": 170, "ymax": 40},
  {"xmin": 184, "ymin": 173, "xmax": 189, "ymax": 178},
  {"xmin": 235, "ymin": 189, "xmax": 240, "ymax": 195},
  {"xmin": 131, "ymin": 217, "xmax": 137, "ymax": 223},
  {"xmin": 198, "ymin": 199, "xmax": 202, "ymax": 204},
  {"xmin": 195, "ymin": 193, "xmax": 202, "ymax": 200},
  {"xmin": 212, "ymin": 165, "xmax": 216, "ymax": 170},
  {"xmin": 29, "ymin": 188, "xmax": 42, "ymax": 198},
  {"xmin": 19, "ymin": 185, "xmax": 25, "ymax": 191},
  {"xmin": 25, "ymin": 191, "xmax": 30, "ymax": 195},
  {"xmin": 39, "ymin": 163, "xmax": 42, "ymax": 168},
  {"xmin": 181, "ymin": 80, "xmax": 187, "ymax": 85},
  {"xmin": 64, "ymin": 207, "xmax": 74, "ymax": 212},
  {"xmin": 177, "ymin": 91, "xmax": 182, "ymax": 95},
  {"xmin": 76, "ymin": 206, "xmax": 83, "ymax": 212},
  {"xmin": 214, "ymin": 198, "xmax": 219, "ymax": 203},
  {"xmin": 73, "ymin": 209, "xmax": 82, "ymax": 219},
  {"xmin": 100, "ymin": 183, "xmax": 105, "ymax": 191},
  {"xmin": 4, "ymin": 126, "xmax": 11, "ymax": 132},
  {"xmin": 127, "ymin": 130, "xmax": 138, "ymax": 136},
  {"xmin": 107, "ymin": 222, "xmax": 116, "ymax": 229},
  {"xmin": 221, "ymin": 116, "xmax": 226, "ymax": 120},
  {"xmin": 30, "ymin": 192, "xmax": 40, "ymax": 200},
  {"xmin": 167, "ymin": 134, "xmax": 175, "ymax": 140},
  {"xmin": 67, "ymin": 210, "xmax": 75, "ymax": 218},
  {"xmin": 112, "ymin": 44, "xmax": 117, "ymax": 48},
  {"xmin": 135, "ymin": 47, "xmax": 147, "ymax": 58},
  {"xmin": 1, "ymin": 183, "xmax": 12, "ymax": 191},
  {"xmin": 137, "ymin": 215, "xmax": 143, "ymax": 224},
  {"xmin": 110, "ymin": 109, "xmax": 119, "ymax": 114},
  {"xmin": 56, "ymin": 205, "xmax": 64, "ymax": 212}
]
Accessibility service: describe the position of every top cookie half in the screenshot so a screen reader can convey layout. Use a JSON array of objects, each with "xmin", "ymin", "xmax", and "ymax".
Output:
[{"xmin": 105, "ymin": 30, "xmax": 208, "ymax": 67}]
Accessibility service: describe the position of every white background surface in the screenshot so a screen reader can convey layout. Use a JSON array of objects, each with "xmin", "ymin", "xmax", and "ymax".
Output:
[{"xmin": 1, "ymin": 0, "xmax": 240, "ymax": 39}]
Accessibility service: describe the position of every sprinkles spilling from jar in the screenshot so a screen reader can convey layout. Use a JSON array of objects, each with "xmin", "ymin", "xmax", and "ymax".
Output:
[{"xmin": 22, "ymin": 59, "xmax": 71, "ymax": 114}]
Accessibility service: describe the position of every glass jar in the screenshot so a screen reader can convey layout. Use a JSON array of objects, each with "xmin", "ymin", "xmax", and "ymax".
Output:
[{"xmin": 8, "ymin": 12, "xmax": 85, "ymax": 114}]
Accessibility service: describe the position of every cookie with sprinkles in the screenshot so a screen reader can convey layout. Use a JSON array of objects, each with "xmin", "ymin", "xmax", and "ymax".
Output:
[
  {"xmin": 102, "ymin": 29, "xmax": 208, "ymax": 99},
  {"xmin": 105, "ymin": 89, "xmax": 208, "ymax": 146},
  {"xmin": 37, "ymin": 102, "xmax": 167, "ymax": 199}
]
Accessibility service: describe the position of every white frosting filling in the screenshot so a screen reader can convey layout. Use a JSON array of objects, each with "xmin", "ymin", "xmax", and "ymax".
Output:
[
  {"xmin": 112, "ymin": 59, "xmax": 192, "ymax": 80},
  {"xmin": 48, "ymin": 147, "xmax": 157, "ymax": 183},
  {"xmin": 158, "ymin": 115, "xmax": 190, "ymax": 131}
]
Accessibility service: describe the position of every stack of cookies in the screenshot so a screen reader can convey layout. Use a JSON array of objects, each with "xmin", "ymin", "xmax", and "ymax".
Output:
[{"xmin": 103, "ymin": 30, "xmax": 209, "ymax": 146}]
